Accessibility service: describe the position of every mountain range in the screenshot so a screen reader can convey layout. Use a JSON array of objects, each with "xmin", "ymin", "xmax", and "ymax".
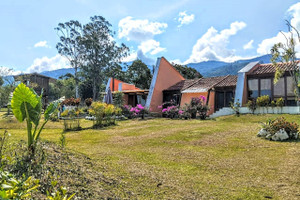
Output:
[{"xmin": 40, "ymin": 54, "xmax": 273, "ymax": 79}]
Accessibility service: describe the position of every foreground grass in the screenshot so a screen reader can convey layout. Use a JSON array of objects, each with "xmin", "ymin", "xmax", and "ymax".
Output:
[{"xmin": 2, "ymin": 113, "xmax": 300, "ymax": 199}]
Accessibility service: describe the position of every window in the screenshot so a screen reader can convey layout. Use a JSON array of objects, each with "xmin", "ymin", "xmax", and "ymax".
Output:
[
  {"xmin": 248, "ymin": 79, "xmax": 258, "ymax": 98},
  {"xmin": 274, "ymin": 78, "xmax": 285, "ymax": 97},
  {"xmin": 260, "ymin": 78, "xmax": 271, "ymax": 96},
  {"xmin": 286, "ymin": 76, "xmax": 295, "ymax": 96}
]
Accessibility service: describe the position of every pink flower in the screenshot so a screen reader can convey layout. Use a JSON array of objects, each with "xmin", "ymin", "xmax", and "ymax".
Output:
[
  {"xmin": 136, "ymin": 104, "xmax": 144, "ymax": 110},
  {"xmin": 158, "ymin": 105, "xmax": 162, "ymax": 109},
  {"xmin": 130, "ymin": 108, "xmax": 136, "ymax": 112},
  {"xmin": 135, "ymin": 109, "xmax": 141, "ymax": 113},
  {"xmin": 162, "ymin": 108, "xmax": 167, "ymax": 113},
  {"xmin": 178, "ymin": 110, "xmax": 184, "ymax": 115},
  {"xmin": 200, "ymin": 95, "xmax": 206, "ymax": 102}
]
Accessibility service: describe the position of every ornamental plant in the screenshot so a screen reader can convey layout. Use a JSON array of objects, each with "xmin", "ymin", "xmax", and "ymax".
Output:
[
  {"xmin": 85, "ymin": 98, "xmax": 93, "ymax": 107},
  {"xmin": 256, "ymin": 95, "xmax": 270, "ymax": 107},
  {"xmin": 230, "ymin": 99, "xmax": 241, "ymax": 117},
  {"xmin": 122, "ymin": 105, "xmax": 134, "ymax": 119},
  {"xmin": 11, "ymin": 83, "xmax": 58, "ymax": 156},
  {"xmin": 246, "ymin": 99, "xmax": 257, "ymax": 114},
  {"xmin": 89, "ymin": 102, "xmax": 106, "ymax": 127},
  {"xmin": 260, "ymin": 117, "xmax": 299, "ymax": 139},
  {"xmin": 186, "ymin": 95, "xmax": 209, "ymax": 119},
  {"xmin": 162, "ymin": 105, "xmax": 179, "ymax": 119},
  {"xmin": 130, "ymin": 104, "xmax": 147, "ymax": 119}
]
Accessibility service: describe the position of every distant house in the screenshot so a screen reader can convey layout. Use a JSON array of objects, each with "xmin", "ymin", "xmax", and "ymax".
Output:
[
  {"xmin": 104, "ymin": 78, "xmax": 149, "ymax": 107},
  {"xmin": 14, "ymin": 72, "xmax": 56, "ymax": 105},
  {"xmin": 106, "ymin": 57, "xmax": 298, "ymax": 115}
]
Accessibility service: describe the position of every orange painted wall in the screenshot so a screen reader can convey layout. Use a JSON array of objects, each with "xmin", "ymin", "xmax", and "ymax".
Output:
[
  {"xmin": 180, "ymin": 91, "xmax": 215, "ymax": 115},
  {"xmin": 149, "ymin": 57, "xmax": 185, "ymax": 112},
  {"xmin": 109, "ymin": 78, "xmax": 140, "ymax": 91}
]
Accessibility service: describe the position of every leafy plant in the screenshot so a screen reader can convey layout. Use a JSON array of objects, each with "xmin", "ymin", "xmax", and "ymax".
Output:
[
  {"xmin": 11, "ymin": 83, "xmax": 59, "ymax": 155},
  {"xmin": 261, "ymin": 117, "xmax": 298, "ymax": 139},
  {"xmin": 246, "ymin": 99, "xmax": 257, "ymax": 114},
  {"xmin": 89, "ymin": 102, "xmax": 106, "ymax": 127},
  {"xmin": 230, "ymin": 100, "xmax": 241, "ymax": 117},
  {"xmin": 276, "ymin": 97, "xmax": 284, "ymax": 107},
  {"xmin": 84, "ymin": 98, "xmax": 93, "ymax": 107},
  {"xmin": 0, "ymin": 170, "xmax": 39, "ymax": 199},
  {"xmin": 256, "ymin": 95, "xmax": 270, "ymax": 107},
  {"xmin": 113, "ymin": 91, "xmax": 124, "ymax": 108}
]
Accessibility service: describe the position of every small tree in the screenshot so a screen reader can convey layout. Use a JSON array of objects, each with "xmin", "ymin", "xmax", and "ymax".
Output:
[
  {"xmin": 113, "ymin": 91, "xmax": 124, "ymax": 108},
  {"xmin": 172, "ymin": 63, "xmax": 202, "ymax": 79},
  {"xmin": 271, "ymin": 21, "xmax": 300, "ymax": 105}
]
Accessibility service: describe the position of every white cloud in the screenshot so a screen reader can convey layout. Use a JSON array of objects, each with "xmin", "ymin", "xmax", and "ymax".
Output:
[
  {"xmin": 177, "ymin": 11, "xmax": 195, "ymax": 27},
  {"xmin": 138, "ymin": 39, "xmax": 166, "ymax": 55},
  {"xmin": 243, "ymin": 39, "xmax": 254, "ymax": 50},
  {"xmin": 27, "ymin": 54, "xmax": 71, "ymax": 73},
  {"xmin": 257, "ymin": 2, "xmax": 300, "ymax": 56},
  {"xmin": 34, "ymin": 41, "xmax": 50, "ymax": 48},
  {"xmin": 184, "ymin": 21, "xmax": 247, "ymax": 63},
  {"xmin": 118, "ymin": 16, "xmax": 168, "ymax": 42},
  {"xmin": 0, "ymin": 66, "xmax": 21, "ymax": 76}
]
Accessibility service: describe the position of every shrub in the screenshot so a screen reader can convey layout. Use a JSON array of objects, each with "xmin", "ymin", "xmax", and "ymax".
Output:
[
  {"xmin": 0, "ymin": 170, "xmax": 39, "ymax": 199},
  {"xmin": 84, "ymin": 98, "xmax": 93, "ymax": 107},
  {"xmin": 130, "ymin": 104, "xmax": 147, "ymax": 119},
  {"xmin": 230, "ymin": 100, "xmax": 241, "ymax": 117},
  {"xmin": 62, "ymin": 98, "xmax": 81, "ymax": 107},
  {"xmin": 162, "ymin": 105, "xmax": 179, "ymax": 119},
  {"xmin": 113, "ymin": 92, "xmax": 124, "ymax": 108},
  {"xmin": 276, "ymin": 97, "xmax": 284, "ymax": 107},
  {"xmin": 11, "ymin": 83, "xmax": 58, "ymax": 156},
  {"xmin": 186, "ymin": 96, "xmax": 209, "ymax": 119},
  {"xmin": 122, "ymin": 105, "xmax": 134, "ymax": 118},
  {"xmin": 261, "ymin": 117, "xmax": 299, "ymax": 139},
  {"xmin": 246, "ymin": 99, "xmax": 257, "ymax": 114},
  {"xmin": 89, "ymin": 102, "xmax": 106, "ymax": 127},
  {"xmin": 256, "ymin": 95, "xmax": 270, "ymax": 107}
]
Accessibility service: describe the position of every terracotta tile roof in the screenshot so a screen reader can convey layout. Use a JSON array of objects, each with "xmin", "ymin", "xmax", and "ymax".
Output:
[
  {"xmin": 214, "ymin": 75, "xmax": 237, "ymax": 88},
  {"xmin": 248, "ymin": 60, "xmax": 300, "ymax": 75},
  {"xmin": 164, "ymin": 79, "xmax": 200, "ymax": 91},
  {"xmin": 181, "ymin": 76, "xmax": 226, "ymax": 93}
]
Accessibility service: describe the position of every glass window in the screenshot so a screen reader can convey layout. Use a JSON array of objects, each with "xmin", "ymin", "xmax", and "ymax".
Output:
[
  {"xmin": 248, "ymin": 79, "xmax": 258, "ymax": 98},
  {"xmin": 274, "ymin": 77, "xmax": 285, "ymax": 97},
  {"xmin": 287, "ymin": 76, "xmax": 295, "ymax": 96},
  {"xmin": 260, "ymin": 78, "xmax": 271, "ymax": 97}
]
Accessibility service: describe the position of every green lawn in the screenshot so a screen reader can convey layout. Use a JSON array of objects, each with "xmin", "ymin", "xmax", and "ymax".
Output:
[{"xmin": 2, "ymin": 113, "xmax": 300, "ymax": 199}]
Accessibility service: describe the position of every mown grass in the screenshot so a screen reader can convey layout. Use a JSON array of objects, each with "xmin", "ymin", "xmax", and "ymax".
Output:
[{"xmin": 1, "ymin": 112, "xmax": 300, "ymax": 199}]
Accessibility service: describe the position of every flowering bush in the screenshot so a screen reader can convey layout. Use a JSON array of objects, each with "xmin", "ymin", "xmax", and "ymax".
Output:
[
  {"xmin": 122, "ymin": 105, "xmax": 134, "ymax": 118},
  {"xmin": 162, "ymin": 105, "xmax": 179, "ymax": 119},
  {"xmin": 256, "ymin": 95, "xmax": 270, "ymax": 107},
  {"xmin": 89, "ymin": 102, "xmax": 120, "ymax": 127},
  {"xmin": 130, "ymin": 104, "xmax": 147, "ymax": 119},
  {"xmin": 186, "ymin": 95, "xmax": 209, "ymax": 119},
  {"xmin": 259, "ymin": 117, "xmax": 299, "ymax": 140}
]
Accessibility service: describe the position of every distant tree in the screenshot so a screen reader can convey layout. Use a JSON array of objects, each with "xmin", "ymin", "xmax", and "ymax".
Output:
[
  {"xmin": 105, "ymin": 64, "xmax": 128, "ymax": 83},
  {"xmin": 80, "ymin": 16, "xmax": 128, "ymax": 100},
  {"xmin": 271, "ymin": 20, "xmax": 300, "ymax": 104},
  {"xmin": 49, "ymin": 77, "xmax": 76, "ymax": 99},
  {"xmin": 0, "ymin": 67, "xmax": 15, "ymax": 108},
  {"xmin": 172, "ymin": 63, "xmax": 202, "ymax": 79},
  {"xmin": 55, "ymin": 20, "xmax": 83, "ymax": 98},
  {"xmin": 127, "ymin": 59, "xmax": 152, "ymax": 89}
]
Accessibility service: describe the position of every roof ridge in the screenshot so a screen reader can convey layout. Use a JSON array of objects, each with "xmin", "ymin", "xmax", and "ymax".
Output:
[
  {"xmin": 183, "ymin": 77, "xmax": 203, "ymax": 90},
  {"xmin": 210, "ymin": 75, "xmax": 229, "ymax": 89}
]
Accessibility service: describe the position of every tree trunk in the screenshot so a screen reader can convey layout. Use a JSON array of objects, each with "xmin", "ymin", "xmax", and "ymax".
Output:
[
  {"xmin": 93, "ymin": 77, "xmax": 97, "ymax": 100},
  {"xmin": 75, "ymin": 65, "xmax": 79, "ymax": 98}
]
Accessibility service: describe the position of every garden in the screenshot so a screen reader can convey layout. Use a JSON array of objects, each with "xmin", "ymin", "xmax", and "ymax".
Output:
[{"xmin": 0, "ymin": 83, "xmax": 299, "ymax": 199}]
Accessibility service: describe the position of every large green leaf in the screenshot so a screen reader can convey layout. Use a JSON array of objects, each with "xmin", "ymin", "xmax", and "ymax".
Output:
[
  {"xmin": 44, "ymin": 101, "xmax": 59, "ymax": 121},
  {"xmin": 11, "ymin": 83, "xmax": 39, "ymax": 122}
]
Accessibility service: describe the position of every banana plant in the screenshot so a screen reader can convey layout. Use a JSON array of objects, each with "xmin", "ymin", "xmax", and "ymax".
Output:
[{"xmin": 11, "ymin": 83, "xmax": 58, "ymax": 154}]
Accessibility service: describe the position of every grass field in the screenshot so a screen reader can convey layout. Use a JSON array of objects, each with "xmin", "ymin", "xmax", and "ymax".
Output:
[{"xmin": 2, "ymin": 113, "xmax": 300, "ymax": 199}]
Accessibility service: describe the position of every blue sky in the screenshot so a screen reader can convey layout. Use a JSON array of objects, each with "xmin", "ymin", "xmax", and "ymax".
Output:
[{"xmin": 0, "ymin": 0, "xmax": 299, "ymax": 73}]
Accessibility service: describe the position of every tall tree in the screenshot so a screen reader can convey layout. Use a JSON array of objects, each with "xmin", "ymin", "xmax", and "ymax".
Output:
[
  {"xmin": 172, "ymin": 63, "xmax": 202, "ymax": 79},
  {"xmin": 127, "ymin": 59, "xmax": 152, "ymax": 89},
  {"xmin": 55, "ymin": 20, "xmax": 83, "ymax": 98},
  {"xmin": 271, "ymin": 20, "xmax": 300, "ymax": 104},
  {"xmin": 80, "ymin": 16, "xmax": 128, "ymax": 100}
]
